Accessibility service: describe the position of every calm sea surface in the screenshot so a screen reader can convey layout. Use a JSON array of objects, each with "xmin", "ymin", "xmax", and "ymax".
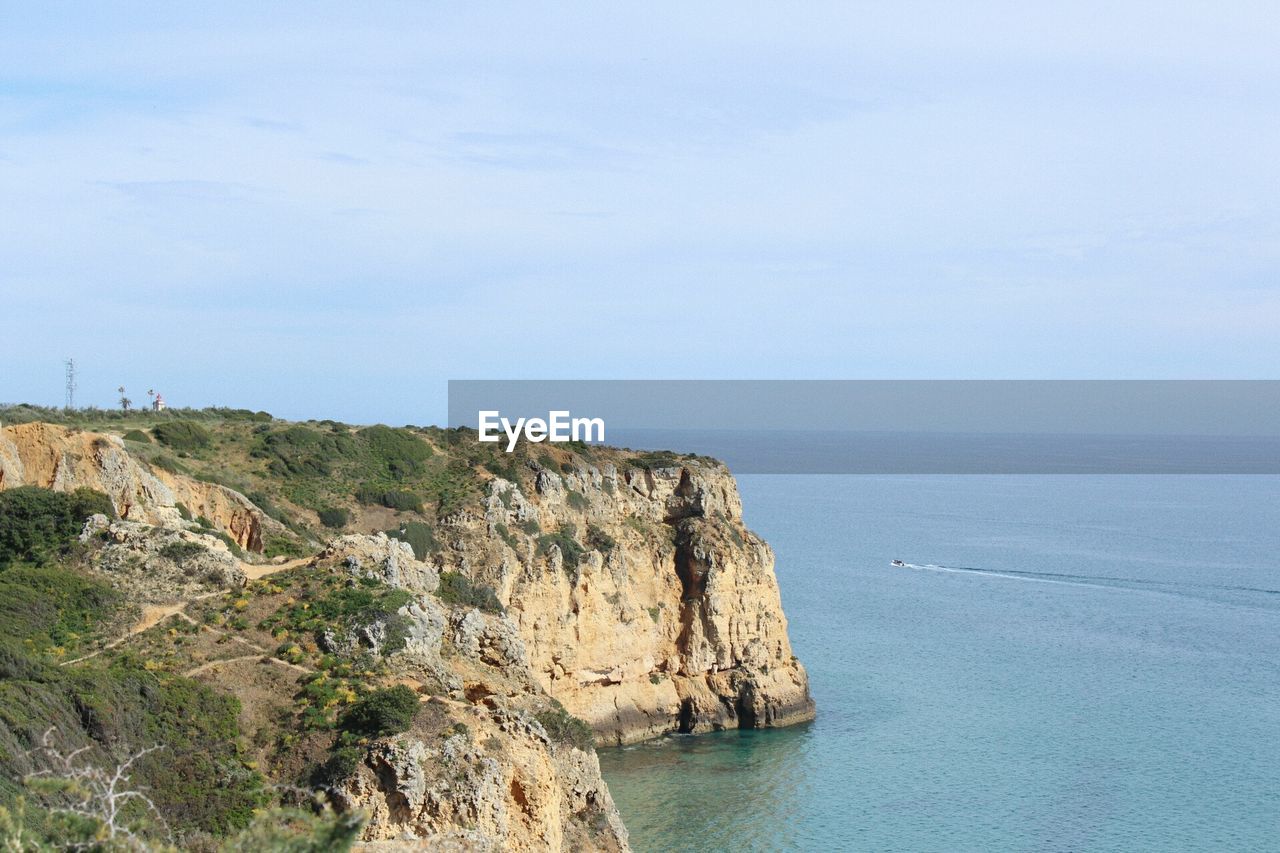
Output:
[{"xmin": 598, "ymin": 475, "xmax": 1280, "ymax": 852}]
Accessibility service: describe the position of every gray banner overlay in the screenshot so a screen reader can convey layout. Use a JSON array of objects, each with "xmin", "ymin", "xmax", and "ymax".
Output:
[{"xmin": 447, "ymin": 381, "xmax": 1280, "ymax": 474}]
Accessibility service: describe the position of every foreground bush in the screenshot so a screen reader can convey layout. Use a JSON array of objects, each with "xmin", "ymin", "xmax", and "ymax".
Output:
[
  {"xmin": 338, "ymin": 686, "xmax": 418, "ymax": 738},
  {"xmin": 0, "ymin": 486, "xmax": 114, "ymax": 566},
  {"xmin": 0, "ymin": 563, "xmax": 266, "ymax": 844}
]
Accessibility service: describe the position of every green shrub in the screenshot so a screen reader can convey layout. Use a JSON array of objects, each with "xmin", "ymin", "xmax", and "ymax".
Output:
[
  {"xmin": 519, "ymin": 519, "xmax": 541, "ymax": 536},
  {"xmin": 151, "ymin": 420, "xmax": 213, "ymax": 451},
  {"xmin": 260, "ymin": 581, "xmax": 411, "ymax": 643},
  {"xmin": 318, "ymin": 507, "xmax": 349, "ymax": 529},
  {"xmin": 537, "ymin": 523, "xmax": 585, "ymax": 572},
  {"xmin": 386, "ymin": 522, "xmax": 437, "ymax": 560},
  {"xmin": 586, "ymin": 524, "xmax": 616, "ymax": 553},
  {"xmin": 628, "ymin": 451, "xmax": 684, "ymax": 470},
  {"xmin": 494, "ymin": 522, "xmax": 519, "ymax": 550},
  {"xmin": 252, "ymin": 426, "xmax": 355, "ymax": 479},
  {"xmin": 0, "ymin": 562, "xmax": 264, "ymax": 841},
  {"xmin": 358, "ymin": 425, "xmax": 432, "ymax": 480},
  {"xmin": 0, "ymin": 486, "xmax": 114, "ymax": 566},
  {"xmin": 122, "ymin": 429, "xmax": 150, "ymax": 443},
  {"xmin": 220, "ymin": 806, "xmax": 362, "ymax": 852},
  {"xmin": 338, "ymin": 686, "xmax": 418, "ymax": 738},
  {"xmin": 310, "ymin": 746, "xmax": 363, "ymax": 787},
  {"xmin": 245, "ymin": 491, "xmax": 306, "ymax": 534},
  {"xmin": 263, "ymin": 536, "xmax": 307, "ymax": 559},
  {"xmin": 428, "ymin": 461, "xmax": 480, "ymax": 517},
  {"xmin": 354, "ymin": 488, "xmax": 422, "ymax": 513},
  {"xmin": 151, "ymin": 454, "xmax": 183, "ymax": 474},
  {"xmin": 0, "ymin": 563, "xmax": 119, "ymax": 651},
  {"xmin": 483, "ymin": 457, "xmax": 520, "ymax": 483},
  {"xmin": 174, "ymin": 501, "xmax": 193, "ymax": 521},
  {"xmin": 534, "ymin": 704, "xmax": 595, "ymax": 750},
  {"xmin": 159, "ymin": 540, "xmax": 206, "ymax": 563},
  {"xmin": 566, "ymin": 490, "xmax": 588, "ymax": 511},
  {"xmin": 436, "ymin": 571, "xmax": 503, "ymax": 613}
]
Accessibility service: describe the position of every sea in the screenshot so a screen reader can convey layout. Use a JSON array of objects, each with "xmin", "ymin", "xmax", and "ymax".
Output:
[{"xmin": 598, "ymin": 474, "xmax": 1280, "ymax": 852}]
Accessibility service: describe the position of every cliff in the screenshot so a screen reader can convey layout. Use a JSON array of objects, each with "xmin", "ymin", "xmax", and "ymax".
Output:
[
  {"xmin": 0, "ymin": 422, "xmax": 275, "ymax": 551},
  {"xmin": 0, "ymin": 413, "xmax": 813, "ymax": 849},
  {"xmin": 300, "ymin": 536, "xmax": 629, "ymax": 850},
  {"xmin": 441, "ymin": 456, "xmax": 815, "ymax": 744}
]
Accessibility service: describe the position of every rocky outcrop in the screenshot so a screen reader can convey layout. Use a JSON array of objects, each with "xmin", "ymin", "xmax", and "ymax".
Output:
[
  {"xmin": 440, "ymin": 457, "xmax": 815, "ymax": 745},
  {"xmin": 317, "ymin": 533, "xmax": 440, "ymax": 595},
  {"xmin": 0, "ymin": 422, "xmax": 274, "ymax": 551},
  {"xmin": 89, "ymin": 518, "xmax": 246, "ymax": 602},
  {"xmin": 317, "ymin": 536, "xmax": 629, "ymax": 851}
]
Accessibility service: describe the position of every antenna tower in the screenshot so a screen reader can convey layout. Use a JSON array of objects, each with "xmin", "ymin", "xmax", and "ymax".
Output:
[{"xmin": 64, "ymin": 358, "xmax": 77, "ymax": 410}]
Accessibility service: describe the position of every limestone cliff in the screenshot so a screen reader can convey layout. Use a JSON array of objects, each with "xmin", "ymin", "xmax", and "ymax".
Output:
[
  {"xmin": 2, "ymin": 419, "xmax": 812, "ymax": 849},
  {"xmin": 436, "ymin": 455, "xmax": 815, "ymax": 745},
  {"xmin": 309, "ymin": 536, "xmax": 630, "ymax": 851},
  {"xmin": 0, "ymin": 422, "xmax": 275, "ymax": 551}
]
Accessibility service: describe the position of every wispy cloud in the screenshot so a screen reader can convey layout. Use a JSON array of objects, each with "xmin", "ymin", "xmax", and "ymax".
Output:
[
  {"xmin": 436, "ymin": 131, "xmax": 630, "ymax": 171},
  {"xmin": 1, "ymin": 2, "xmax": 1278, "ymax": 419}
]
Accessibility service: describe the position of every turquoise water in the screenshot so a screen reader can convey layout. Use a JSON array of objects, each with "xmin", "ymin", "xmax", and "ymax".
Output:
[{"xmin": 599, "ymin": 476, "xmax": 1280, "ymax": 851}]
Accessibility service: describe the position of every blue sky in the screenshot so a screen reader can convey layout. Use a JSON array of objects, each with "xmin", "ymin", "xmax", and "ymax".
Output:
[{"xmin": 2, "ymin": 2, "xmax": 1278, "ymax": 424}]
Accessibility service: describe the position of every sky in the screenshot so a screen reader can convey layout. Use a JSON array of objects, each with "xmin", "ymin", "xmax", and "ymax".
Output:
[{"xmin": 1, "ymin": 2, "xmax": 1278, "ymax": 425}]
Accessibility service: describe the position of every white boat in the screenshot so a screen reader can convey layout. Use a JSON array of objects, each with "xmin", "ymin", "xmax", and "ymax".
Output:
[{"xmin": 891, "ymin": 559, "xmax": 905, "ymax": 567}]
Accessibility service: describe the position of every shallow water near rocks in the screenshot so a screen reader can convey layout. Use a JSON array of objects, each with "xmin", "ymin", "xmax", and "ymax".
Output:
[{"xmin": 599, "ymin": 475, "xmax": 1280, "ymax": 852}]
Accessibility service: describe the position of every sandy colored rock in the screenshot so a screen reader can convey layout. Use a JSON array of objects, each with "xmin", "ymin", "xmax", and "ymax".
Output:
[
  {"xmin": 0, "ymin": 422, "xmax": 277, "ymax": 551},
  {"xmin": 440, "ymin": 460, "xmax": 815, "ymax": 745}
]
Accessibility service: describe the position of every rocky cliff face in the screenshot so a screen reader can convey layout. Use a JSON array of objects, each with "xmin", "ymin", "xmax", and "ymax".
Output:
[
  {"xmin": 437, "ymin": 456, "xmax": 815, "ymax": 745},
  {"xmin": 0, "ymin": 422, "xmax": 273, "ymax": 551},
  {"xmin": 308, "ymin": 537, "xmax": 630, "ymax": 851},
  {"xmin": 3, "ymin": 420, "xmax": 812, "ymax": 848}
]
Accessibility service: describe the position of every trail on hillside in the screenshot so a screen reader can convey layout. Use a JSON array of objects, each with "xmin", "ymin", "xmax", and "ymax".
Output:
[
  {"xmin": 240, "ymin": 555, "xmax": 312, "ymax": 580},
  {"xmin": 65, "ymin": 553, "xmax": 317, "ymax": 666}
]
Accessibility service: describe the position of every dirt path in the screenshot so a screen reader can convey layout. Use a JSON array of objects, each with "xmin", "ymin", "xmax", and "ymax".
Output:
[
  {"xmin": 240, "ymin": 555, "xmax": 312, "ymax": 580},
  {"xmin": 64, "ymin": 554, "xmax": 317, "ymax": 667},
  {"xmin": 64, "ymin": 591, "xmax": 222, "ymax": 665}
]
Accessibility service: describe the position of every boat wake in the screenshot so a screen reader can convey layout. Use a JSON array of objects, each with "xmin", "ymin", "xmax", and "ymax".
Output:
[{"xmin": 894, "ymin": 562, "xmax": 1280, "ymax": 599}]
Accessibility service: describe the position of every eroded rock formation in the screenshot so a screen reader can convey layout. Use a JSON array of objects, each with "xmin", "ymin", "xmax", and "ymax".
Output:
[
  {"xmin": 0, "ymin": 422, "xmax": 273, "ymax": 551},
  {"xmin": 440, "ymin": 458, "xmax": 815, "ymax": 745}
]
